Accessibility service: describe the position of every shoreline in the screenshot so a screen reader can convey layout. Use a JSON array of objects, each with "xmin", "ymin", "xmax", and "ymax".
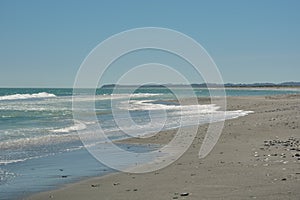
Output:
[{"xmin": 27, "ymin": 95, "xmax": 300, "ymax": 200}]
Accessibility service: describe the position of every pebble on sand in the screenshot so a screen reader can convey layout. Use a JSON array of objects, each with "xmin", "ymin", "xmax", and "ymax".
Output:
[
  {"xmin": 180, "ymin": 192, "xmax": 189, "ymax": 196},
  {"xmin": 91, "ymin": 184, "xmax": 100, "ymax": 188}
]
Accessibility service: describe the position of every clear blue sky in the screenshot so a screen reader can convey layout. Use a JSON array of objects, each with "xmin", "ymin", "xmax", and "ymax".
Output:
[{"xmin": 1, "ymin": 0, "xmax": 300, "ymax": 87}]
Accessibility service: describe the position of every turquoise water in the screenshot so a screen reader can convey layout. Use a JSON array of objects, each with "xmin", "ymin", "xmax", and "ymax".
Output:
[{"xmin": 0, "ymin": 87, "xmax": 299, "ymax": 199}]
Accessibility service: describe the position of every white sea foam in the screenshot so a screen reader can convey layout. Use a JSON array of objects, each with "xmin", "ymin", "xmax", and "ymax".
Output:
[
  {"xmin": 107, "ymin": 93, "xmax": 161, "ymax": 99},
  {"xmin": 73, "ymin": 93, "xmax": 162, "ymax": 102},
  {"xmin": 50, "ymin": 120, "xmax": 87, "ymax": 133},
  {"xmin": 118, "ymin": 100, "xmax": 219, "ymax": 112},
  {"xmin": 0, "ymin": 95, "xmax": 254, "ymax": 167},
  {"xmin": 0, "ymin": 169, "xmax": 16, "ymax": 182},
  {"xmin": 0, "ymin": 156, "xmax": 43, "ymax": 165},
  {"xmin": 0, "ymin": 92, "xmax": 161, "ymax": 105},
  {"xmin": 129, "ymin": 93, "xmax": 161, "ymax": 98},
  {"xmin": 0, "ymin": 104, "xmax": 70, "ymax": 111},
  {"xmin": 0, "ymin": 92, "xmax": 56, "ymax": 101},
  {"xmin": 119, "ymin": 100, "xmax": 253, "ymax": 115},
  {"xmin": 112, "ymin": 100, "xmax": 254, "ymax": 138},
  {"xmin": 0, "ymin": 133, "xmax": 79, "ymax": 150}
]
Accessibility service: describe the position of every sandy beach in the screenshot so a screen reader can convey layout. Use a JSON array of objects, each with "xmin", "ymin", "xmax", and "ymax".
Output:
[{"xmin": 26, "ymin": 95, "xmax": 300, "ymax": 200}]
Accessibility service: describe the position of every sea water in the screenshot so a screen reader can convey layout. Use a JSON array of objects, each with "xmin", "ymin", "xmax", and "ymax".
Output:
[{"xmin": 0, "ymin": 87, "xmax": 299, "ymax": 199}]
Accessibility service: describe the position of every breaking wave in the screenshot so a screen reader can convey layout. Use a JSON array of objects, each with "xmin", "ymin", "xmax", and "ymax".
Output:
[{"xmin": 0, "ymin": 92, "xmax": 56, "ymax": 101}]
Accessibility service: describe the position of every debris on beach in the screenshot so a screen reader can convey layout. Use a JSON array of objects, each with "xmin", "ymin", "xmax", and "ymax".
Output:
[
  {"xmin": 252, "ymin": 137, "xmax": 300, "ymax": 181},
  {"xmin": 91, "ymin": 184, "xmax": 100, "ymax": 188},
  {"xmin": 263, "ymin": 137, "xmax": 300, "ymax": 149},
  {"xmin": 261, "ymin": 137, "xmax": 300, "ymax": 157},
  {"xmin": 180, "ymin": 192, "xmax": 189, "ymax": 196}
]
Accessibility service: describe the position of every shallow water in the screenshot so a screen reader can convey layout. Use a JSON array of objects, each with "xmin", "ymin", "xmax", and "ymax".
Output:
[{"xmin": 0, "ymin": 87, "xmax": 299, "ymax": 199}]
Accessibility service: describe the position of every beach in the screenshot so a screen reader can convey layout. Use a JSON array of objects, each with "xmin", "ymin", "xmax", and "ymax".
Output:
[{"xmin": 26, "ymin": 94, "xmax": 300, "ymax": 200}]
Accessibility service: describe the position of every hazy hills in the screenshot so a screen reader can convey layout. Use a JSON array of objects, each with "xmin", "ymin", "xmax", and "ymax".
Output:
[{"xmin": 101, "ymin": 82, "xmax": 300, "ymax": 88}]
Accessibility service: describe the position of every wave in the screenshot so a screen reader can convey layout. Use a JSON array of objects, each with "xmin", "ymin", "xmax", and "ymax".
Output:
[
  {"xmin": 50, "ymin": 120, "xmax": 87, "ymax": 133},
  {"xmin": 0, "ymin": 133, "xmax": 79, "ymax": 150},
  {"xmin": 111, "ymin": 100, "xmax": 254, "ymax": 138},
  {"xmin": 104, "ymin": 93, "xmax": 161, "ymax": 99},
  {"xmin": 118, "ymin": 100, "xmax": 253, "ymax": 116},
  {"xmin": 0, "ymin": 120, "xmax": 90, "ymax": 150},
  {"xmin": 73, "ymin": 93, "xmax": 162, "ymax": 102},
  {"xmin": 0, "ymin": 157, "xmax": 40, "ymax": 165},
  {"xmin": 0, "ymin": 104, "xmax": 71, "ymax": 112},
  {"xmin": 0, "ymin": 146, "xmax": 85, "ymax": 165},
  {"xmin": 0, "ymin": 92, "xmax": 56, "ymax": 101},
  {"xmin": 0, "ymin": 92, "xmax": 161, "ymax": 103},
  {"xmin": 118, "ymin": 100, "xmax": 219, "ymax": 111},
  {"xmin": 128, "ymin": 93, "xmax": 162, "ymax": 98}
]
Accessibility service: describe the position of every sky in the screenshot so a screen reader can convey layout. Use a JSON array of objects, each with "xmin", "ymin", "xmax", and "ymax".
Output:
[{"xmin": 0, "ymin": 0, "xmax": 300, "ymax": 87}]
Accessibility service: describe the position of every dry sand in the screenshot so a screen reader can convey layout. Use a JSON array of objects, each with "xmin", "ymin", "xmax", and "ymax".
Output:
[{"xmin": 27, "ymin": 95, "xmax": 300, "ymax": 200}]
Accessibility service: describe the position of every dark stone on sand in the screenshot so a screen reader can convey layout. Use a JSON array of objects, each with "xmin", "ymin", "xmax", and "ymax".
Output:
[
  {"xmin": 281, "ymin": 178, "xmax": 287, "ymax": 181},
  {"xmin": 113, "ymin": 182, "xmax": 120, "ymax": 186},
  {"xmin": 91, "ymin": 184, "xmax": 100, "ymax": 188},
  {"xmin": 180, "ymin": 192, "xmax": 189, "ymax": 196},
  {"xmin": 133, "ymin": 189, "xmax": 138, "ymax": 191},
  {"xmin": 61, "ymin": 175, "xmax": 68, "ymax": 178},
  {"xmin": 295, "ymin": 153, "xmax": 300, "ymax": 157},
  {"xmin": 59, "ymin": 169, "xmax": 63, "ymax": 171}
]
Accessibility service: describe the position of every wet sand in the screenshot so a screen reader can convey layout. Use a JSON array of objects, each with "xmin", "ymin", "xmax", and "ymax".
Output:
[{"xmin": 27, "ymin": 95, "xmax": 300, "ymax": 200}]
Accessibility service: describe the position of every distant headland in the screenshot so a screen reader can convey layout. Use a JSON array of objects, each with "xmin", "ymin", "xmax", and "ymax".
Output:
[{"xmin": 101, "ymin": 82, "xmax": 300, "ymax": 88}]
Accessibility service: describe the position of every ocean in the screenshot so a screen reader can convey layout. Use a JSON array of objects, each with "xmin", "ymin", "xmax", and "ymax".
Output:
[{"xmin": 1, "ymin": 87, "xmax": 300, "ymax": 200}]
